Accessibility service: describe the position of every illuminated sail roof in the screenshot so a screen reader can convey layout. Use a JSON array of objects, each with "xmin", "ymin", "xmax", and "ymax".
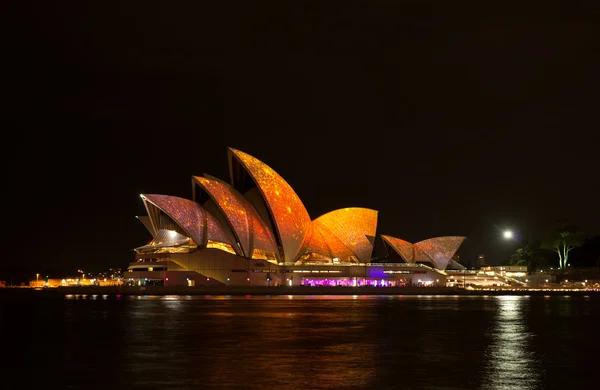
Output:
[
  {"xmin": 316, "ymin": 223, "xmax": 357, "ymax": 260},
  {"xmin": 305, "ymin": 223, "xmax": 356, "ymax": 260},
  {"xmin": 413, "ymin": 246, "xmax": 433, "ymax": 264},
  {"xmin": 313, "ymin": 208, "xmax": 378, "ymax": 263},
  {"xmin": 303, "ymin": 225, "xmax": 330, "ymax": 258},
  {"xmin": 414, "ymin": 236, "xmax": 466, "ymax": 270},
  {"xmin": 140, "ymin": 194, "xmax": 237, "ymax": 249},
  {"xmin": 206, "ymin": 209, "xmax": 238, "ymax": 248},
  {"xmin": 135, "ymin": 149, "xmax": 467, "ymax": 268},
  {"xmin": 193, "ymin": 175, "xmax": 280, "ymax": 261},
  {"xmin": 381, "ymin": 235, "xmax": 414, "ymax": 263},
  {"xmin": 228, "ymin": 148, "xmax": 311, "ymax": 262},
  {"xmin": 381, "ymin": 235, "xmax": 466, "ymax": 269}
]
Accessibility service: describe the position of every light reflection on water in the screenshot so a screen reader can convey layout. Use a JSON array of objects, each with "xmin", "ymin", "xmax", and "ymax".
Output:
[
  {"xmin": 482, "ymin": 296, "xmax": 541, "ymax": 390},
  {"xmin": 3, "ymin": 294, "xmax": 600, "ymax": 389}
]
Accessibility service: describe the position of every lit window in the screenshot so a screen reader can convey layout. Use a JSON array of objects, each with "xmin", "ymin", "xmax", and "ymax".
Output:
[
  {"xmin": 251, "ymin": 248, "xmax": 278, "ymax": 263},
  {"xmin": 207, "ymin": 240, "xmax": 237, "ymax": 255}
]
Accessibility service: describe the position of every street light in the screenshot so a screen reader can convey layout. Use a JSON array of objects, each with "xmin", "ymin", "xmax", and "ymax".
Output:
[
  {"xmin": 502, "ymin": 225, "xmax": 531, "ymax": 246},
  {"xmin": 502, "ymin": 230, "xmax": 514, "ymax": 263},
  {"xmin": 36, "ymin": 273, "xmax": 39, "ymax": 285}
]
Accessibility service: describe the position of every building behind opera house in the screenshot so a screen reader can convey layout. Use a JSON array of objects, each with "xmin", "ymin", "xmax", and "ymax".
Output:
[{"xmin": 127, "ymin": 148, "xmax": 469, "ymax": 288}]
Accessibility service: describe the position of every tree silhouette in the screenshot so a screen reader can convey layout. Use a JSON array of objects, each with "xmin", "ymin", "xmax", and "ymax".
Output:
[
  {"xmin": 509, "ymin": 240, "xmax": 551, "ymax": 273},
  {"xmin": 541, "ymin": 220, "xmax": 584, "ymax": 270}
]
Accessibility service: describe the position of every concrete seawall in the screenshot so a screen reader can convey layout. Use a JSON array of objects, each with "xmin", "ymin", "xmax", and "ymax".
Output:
[
  {"xmin": 54, "ymin": 286, "xmax": 463, "ymax": 296},
  {"xmin": 11, "ymin": 285, "xmax": 598, "ymax": 296}
]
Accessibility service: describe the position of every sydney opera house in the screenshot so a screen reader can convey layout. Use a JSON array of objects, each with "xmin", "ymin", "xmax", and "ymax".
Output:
[{"xmin": 127, "ymin": 148, "xmax": 466, "ymax": 287}]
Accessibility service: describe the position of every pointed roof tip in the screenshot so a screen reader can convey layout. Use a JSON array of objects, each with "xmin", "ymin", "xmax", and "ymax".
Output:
[
  {"xmin": 192, "ymin": 174, "xmax": 218, "ymax": 181},
  {"xmin": 227, "ymin": 147, "xmax": 246, "ymax": 161},
  {"xmin": 140, "ymin": 193, "xmax": 165, "ymax": 201},
  {"xmin": 229, "ymin": 147, "xmax": 258, "ymax": 160},
  {"xmin": 380, "ymin": 234, "xmax": 413, "ymax": 244}
]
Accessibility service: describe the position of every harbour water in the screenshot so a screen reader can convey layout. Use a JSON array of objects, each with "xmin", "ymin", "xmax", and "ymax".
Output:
[{"xmin": 2, "ymin": 292, "xmax": 598, "ymax": 389}]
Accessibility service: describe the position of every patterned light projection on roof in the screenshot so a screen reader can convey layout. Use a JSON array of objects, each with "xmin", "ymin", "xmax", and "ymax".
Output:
[
  {"xmin": 381, "ymin": 235, "xmax": 414, "ymax": 263},
  {"xmin": 413, "ymin": 246, "xmax": 434, "ymax": 264},
  {"xmin": 415, "ymin": 236, "xmax": 466, "ymax": 270},
  {"xmin": 380, "ymin": 235, "xmax": 466, "ymax": 269},
  {"xmin": 141, "ymin": 194, "xmax": 237, "ymax": 251},
  {"xmin": 193, "ymin": 176, "xmax": 279, "ymax": 261},
  {"xmin": 313, "ymin": 208, "xmax": 378, "ymax": 263},
  {"xmin": 229, "ymin": 148, "xmax": 311, "ymax": 262},
  {"xmin": 205, "ymin": 208, "xmax": 238, "ymax": 249},
  {"xmin": 303, "ymin": 224, "xmax": 354, "ymax": 261},
  {"xmin": 304, "ymin": 224, "xmax": 330, "ymax": 258},
  {"xmin": 142, "ymin": 194, "xmax": 206, "ymax": 246},
  {"xmin": 313, "ymin": 223, "xmax": 355, "ymax": 260}
]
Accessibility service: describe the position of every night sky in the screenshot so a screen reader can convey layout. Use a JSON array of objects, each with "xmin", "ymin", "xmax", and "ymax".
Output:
[{"xmin": 5, "ymin": 2, "xmax": 600, "ymax": 279}]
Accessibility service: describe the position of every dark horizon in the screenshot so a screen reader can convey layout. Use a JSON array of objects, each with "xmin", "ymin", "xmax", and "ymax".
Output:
[{"xmin": 5, "ymin": 1, "xmax": 600, "ymax": 281}]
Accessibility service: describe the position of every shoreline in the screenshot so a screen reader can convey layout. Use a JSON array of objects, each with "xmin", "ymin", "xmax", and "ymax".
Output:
[{"xmin": 1, "ymin": 285, "xmax": 599, "ymax": 297}]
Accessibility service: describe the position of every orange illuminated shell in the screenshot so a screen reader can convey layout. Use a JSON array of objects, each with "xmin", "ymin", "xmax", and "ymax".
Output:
[
  {"xmin": 304, "ymin": 222, "xmax": 356, "ymax": 261},
  {"xmin": 414, "ymin": 236, "xmax": 466, "ymax": 270},
  {"xmin": 413, "ymin": 246, "xmax": 432, "ymax": 264},
  {"xmin": 193, "ymin": 175, "xmax": 280, "ymax": 261},
  {"xmin": 381, "ymin": 235, "xmax": 414, "ymax": 263},
  {"xmin": 137, "ymin": 148, "xmax": 466, "ymax": 269},
  {"xmin": 141, "ymin": 194, "xmax": 237, "ymax": 250},
  {"xmin": 228, "ymin": 148, "xmax": 311, "ymax": 262},
  {"xmin": 381, "ymin": 234, "xmax": 466, "ymax": 269},
  {"xmin": 312, "ymin": 208, "xmax": 378, "ymax": 263},
  {"xmin": 303, "ymin": 224, "xmax": 329, "ymax": 258}
]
